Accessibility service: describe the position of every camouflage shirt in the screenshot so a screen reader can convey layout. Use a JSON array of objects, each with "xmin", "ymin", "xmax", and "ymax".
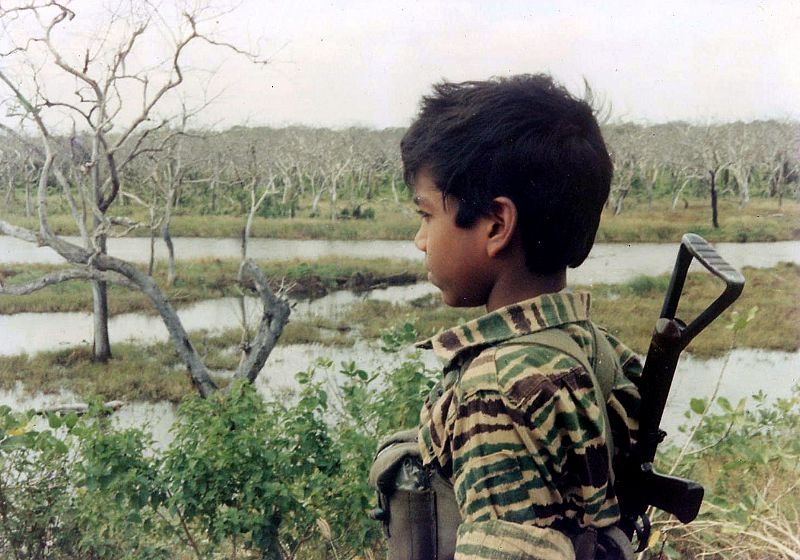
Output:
[{"xmin": 417, "ymin": 291, "xmax": 642, "ymax": 559}]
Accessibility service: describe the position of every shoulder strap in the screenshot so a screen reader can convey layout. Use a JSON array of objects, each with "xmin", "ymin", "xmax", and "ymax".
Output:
[
  {"xmin": 506, "ymin": 325, "xmax": 620, "ymax": 481},
  {"xmin": 509, "ymin": 324, "xmax": 620, "ymax": 402},
  {"xmin": 590, "ymin": 324, "xmax": 622, "ymax": 405}
]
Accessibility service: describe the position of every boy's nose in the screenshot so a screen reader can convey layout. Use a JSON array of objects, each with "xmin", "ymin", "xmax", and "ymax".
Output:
[{"xmin": 414, "ymin": 226, "xmax": 426, "ymax": 253}]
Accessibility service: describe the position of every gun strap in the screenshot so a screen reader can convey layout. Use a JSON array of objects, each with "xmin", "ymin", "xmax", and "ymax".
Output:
[{"xmin": 508, "ymin": 323, "xmax": 621, "ymax": 483}]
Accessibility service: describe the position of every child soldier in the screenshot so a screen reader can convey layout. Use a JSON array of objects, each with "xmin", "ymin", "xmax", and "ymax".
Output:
[{"xmin": 402, "ymin": 75, "xmax": 642, "ymax": 559}]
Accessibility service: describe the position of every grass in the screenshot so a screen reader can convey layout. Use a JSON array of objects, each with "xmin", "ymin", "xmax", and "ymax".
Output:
[
  {"xmin": 0, "ymin": 264, "xmax": 795, "ymax": 402},
  {"xmin": 596, "ymin": 198, "xmax": 800, "ymax": 243},
  {"xmin": 0, "ymin": 345, "xmax": 192, "ymax": 403},
  {"xmin": 0, "ymin": 257, "xmax": 425, "ymax": 315},
  {"xmin": 591, "ymin": 263, "xmax": 799, "ymax": 357},
  {"xmin": 343, "ymin": 263, "xmax": 800, "ymax": 358},
  {"xmin": 2, "ymin": 201, "xmax": 420, "ymax": 241},
  {"xmin": 4, "ymin": 197, "xmax": 799, "ymax": 242},
  {"xmin": 0, "ymin": 319, "xmax": 353, "ymax": 402}
]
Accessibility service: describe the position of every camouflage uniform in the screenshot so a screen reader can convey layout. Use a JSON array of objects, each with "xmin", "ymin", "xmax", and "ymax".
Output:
[{"xmin": 417, "ymin": 291, "xmax": 641, "ymax": 560}]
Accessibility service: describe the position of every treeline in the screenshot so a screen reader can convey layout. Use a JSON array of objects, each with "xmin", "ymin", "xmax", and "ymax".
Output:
[{"xmin": 2, "ymin": 121, "xmax": 798, "ymax": 221}]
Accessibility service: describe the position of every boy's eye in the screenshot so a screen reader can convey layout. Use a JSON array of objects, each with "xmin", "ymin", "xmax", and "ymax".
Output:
[{"xmin": 416, "ymin": 210, "xmax": 431, "ymax": 220}]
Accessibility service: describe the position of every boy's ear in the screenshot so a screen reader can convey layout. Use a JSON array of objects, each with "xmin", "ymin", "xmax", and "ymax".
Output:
[{"xmin": 485, "ymin": 196, "xmax": 518, "ymax": 258}]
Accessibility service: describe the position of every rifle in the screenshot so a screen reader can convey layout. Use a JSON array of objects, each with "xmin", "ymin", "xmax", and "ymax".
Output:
[{"xmin": 616, "ymin": 233, "xmax": 745, "ymax": 551}]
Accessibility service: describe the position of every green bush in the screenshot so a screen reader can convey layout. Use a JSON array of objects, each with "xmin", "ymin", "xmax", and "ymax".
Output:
[
  {"xmin": 623, "ymin": 274, "xmax": 671, "ymax": 297},
  {"xmin": 648, "ymin": 387, "xmax": 800, "ymax": 559},
  {"xmin": 0, "ymin": 326, "xmax": 438, "ymax": 559}
]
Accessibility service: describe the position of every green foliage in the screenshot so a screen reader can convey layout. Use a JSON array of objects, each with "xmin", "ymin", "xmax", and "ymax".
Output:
[
  {"xmin": 338, "ymin": 204, "xmax": 376, "ymax": 220},
  {"xmin": 652, "ymin": 386, "xmax": 800, "ymax": 559},
  {"xmin": 645, "ymin": 305, "xmax": 799, "ymax": 559},
  {"xmin": 622, "ymin": 274, "xmax": 671, "ymax": 297},
  {"xmin": 2, "ymin": 310, "xmax": 798, "ymax": 558},
  {"xmin": 0, "ymin": 408, "xmax": 81, "ymax": 559},
  {"xmin": 0, "ymin": 330, "xmax": 439, "ymax": 559}
]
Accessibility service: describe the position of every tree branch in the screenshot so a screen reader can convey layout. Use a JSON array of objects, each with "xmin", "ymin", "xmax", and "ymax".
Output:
[
  {"xmin": 0, "ymin": 219, "xmax": 40, "ymax": 244},
  {"xmin": 0, "ymin": 266, "xmax": 135, "ymax": 295},
  {"xmin": 233, "ymin": 260, "xmax": 291, "ymax": 385}
]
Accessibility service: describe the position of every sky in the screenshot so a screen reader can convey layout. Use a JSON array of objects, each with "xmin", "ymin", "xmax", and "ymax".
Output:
[
  {"xmin": 1, "ymin": 0, "xmax": 798, "ymax": 130},
  {"xmin": 202, "ymin": 0, "xmax": 800, "ymax": 128}
]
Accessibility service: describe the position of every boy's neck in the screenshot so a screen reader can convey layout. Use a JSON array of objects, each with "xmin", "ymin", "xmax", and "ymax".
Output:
[{"xmin": 485, "ymin": 266, "xmax": 567, "ymax": 312}]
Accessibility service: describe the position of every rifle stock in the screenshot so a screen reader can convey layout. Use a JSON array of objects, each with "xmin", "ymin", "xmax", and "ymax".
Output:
[
  {"xmin": 619, "ymin": 463, "xmax": 703, "ymax": 525},
  {"xmin": 617, "ymin": 234, "xmax": 744, "ymax": 550}
]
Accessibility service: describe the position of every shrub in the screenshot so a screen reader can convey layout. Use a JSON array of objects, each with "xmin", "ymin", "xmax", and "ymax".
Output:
[{"xmin": 0, "ymin": 326, "xmax": 438, "ymax": 559}]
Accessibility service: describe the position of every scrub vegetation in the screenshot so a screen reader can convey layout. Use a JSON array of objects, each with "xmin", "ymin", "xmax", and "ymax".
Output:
[
  {"xmin": 3, "ymin": 121, "xmax": 798, "ymax": 244},
  {"xmin": 0, "ymin": 324, "xmax": 797, "ymax": 560}
]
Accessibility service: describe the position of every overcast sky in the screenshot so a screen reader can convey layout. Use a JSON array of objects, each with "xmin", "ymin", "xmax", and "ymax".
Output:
[
  {"xmin": 2, "ymin": 0, "xmax": 798, "ymax": 130},
  {"xmin": 192, "ymin": 0, "xmax": 799, "ymax": 129}
]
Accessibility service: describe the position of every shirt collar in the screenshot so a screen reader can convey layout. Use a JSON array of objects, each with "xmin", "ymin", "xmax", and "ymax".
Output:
[{"xmin": 416, "ymin": 291, "xmax": 592, "ymax": 368}]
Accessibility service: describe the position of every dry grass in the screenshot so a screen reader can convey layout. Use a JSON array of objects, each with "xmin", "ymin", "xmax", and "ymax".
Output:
[
  {"xmin": 0, "ymin": 257, "xmax": 424, "ymax": 315},
  {"xmin": 4, "ymin": 197, "xmax": 798, "ymax": 242},
  {"xmin": 345, "ymin": 264, "xmax": 800, "ymax": 358}
]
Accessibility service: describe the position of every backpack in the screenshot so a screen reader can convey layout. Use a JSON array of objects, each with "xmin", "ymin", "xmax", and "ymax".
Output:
[{"xmin": 368, "ymin": 323, "xmax": 635, "ymax": 560}]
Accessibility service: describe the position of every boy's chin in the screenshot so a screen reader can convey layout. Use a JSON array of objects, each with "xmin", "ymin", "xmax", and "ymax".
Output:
[{"xmin": 439, "ymin": 290, "xmax": 484, "ymax": 309}]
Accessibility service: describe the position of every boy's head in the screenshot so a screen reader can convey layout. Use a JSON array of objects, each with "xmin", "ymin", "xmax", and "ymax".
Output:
[{"xmin": 402, "ymin": 74, "xmax": 611, "ymax": 278}]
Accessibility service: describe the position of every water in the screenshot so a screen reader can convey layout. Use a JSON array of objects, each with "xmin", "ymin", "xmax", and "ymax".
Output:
[
  {"xmin": 3, "ymin": 346, "xmax": 797, "ymax": 449},
  {"xmin": 1, "ymin": 235, "xmax": 798, "ymax": 284},
  {"xmin": 1, "ymin": 234, "xmax": 798, "ymax": 449},
  {"xmin": 0, "ymin": 284, "xmax": 439, "ymax": 356}
]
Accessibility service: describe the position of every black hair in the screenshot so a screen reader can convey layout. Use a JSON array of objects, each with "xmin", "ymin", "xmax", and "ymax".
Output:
[{"xmin": 401, "ymin": 74, "xmax": 612, "ymax": 274}]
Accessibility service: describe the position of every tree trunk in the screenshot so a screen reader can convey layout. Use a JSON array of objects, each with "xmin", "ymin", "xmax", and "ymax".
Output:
[
  {"xmin": 614, "ymin": 191, "xmax": 626, "ymax": 215},
  {"xmin": 163, "ymin": 223, "xmax": 176, "ymax": 287},
  {"xmin": 4, "ymin": 180, "xmax": 14, "ymax": 208},
  {"xmin": 310, "ymin": 188, "xmax": 324, "ymax": 217},
  {"xmin": 163, "ymin": 186, "xmax": 176, "ymax": 286},
  {"xmin": 736, "ymin": 168, "xmax": 751, "ymax": 208},
  {"xmin": 24, "ymin": 181, "xmax": 32, "ymax": 217},
  {"xmin": 91, "ymin": 229, "xmax": 112, "ymax": 362},
  {"xmin": 709, "ymin": 170, "xmax": 719, "ymax": 229},
  {"xmin": 148, "ymin": 228, "xmax": 156, "ymax": 276},
  {"xmin": 390, "ymin": 175, "xmax": 399, "ymax": 204},
  {"xmin": 91, "ymin": 278, "xmax": 112, "ymax": 361},
  {"xmin": 330, "ymin": 179, "xmax": 337, "ymax": 221},
  {"xmin": 647, "ymin": 168, "xmax": 658, "ymax": 210}
]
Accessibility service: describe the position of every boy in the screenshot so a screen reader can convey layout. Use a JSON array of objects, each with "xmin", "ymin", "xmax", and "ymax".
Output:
[{"xmin": 402, "ymin": 75, "xmax": 642, "ymax": 559}]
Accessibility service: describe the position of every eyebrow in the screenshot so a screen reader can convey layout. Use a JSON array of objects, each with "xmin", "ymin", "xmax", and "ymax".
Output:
[{"xmin": 412, "ymin": 194, "xmax": 429, "ymax": 207}]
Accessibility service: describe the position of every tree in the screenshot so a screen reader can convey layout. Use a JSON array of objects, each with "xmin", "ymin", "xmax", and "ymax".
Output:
[{"xmin": 0, "ymin": 0, "xmax": 285, "ymax": 395}]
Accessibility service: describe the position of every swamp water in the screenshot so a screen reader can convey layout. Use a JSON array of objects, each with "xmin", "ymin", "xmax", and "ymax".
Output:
[
  {"xmin": 3, "ymin": 346, "xmax": 797, "ymax": 449},
  {"xmin": 1, "ymin": 236, "xmax": 798, "ymax": 447},
  {"xmin": 1, "ymin": 236, "xmax": 799, "ymax": 284}
]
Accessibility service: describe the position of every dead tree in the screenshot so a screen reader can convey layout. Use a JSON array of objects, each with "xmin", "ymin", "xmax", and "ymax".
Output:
[{"xmin": 0, "ymin": 1, "xmax": 283, "ymax": 395}]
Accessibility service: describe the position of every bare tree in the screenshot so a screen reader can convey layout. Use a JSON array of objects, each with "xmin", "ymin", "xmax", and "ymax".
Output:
[
  {"xmin": 692, "ymin": 126, "xmax": 730, "ymax": 228},
  {"xmin": 0, "ymin": 1, "xmax": 286, "ymax": 395},
  {"xmin": 604, "ymin": 123, "xmax": 642, "ymax": 215}
]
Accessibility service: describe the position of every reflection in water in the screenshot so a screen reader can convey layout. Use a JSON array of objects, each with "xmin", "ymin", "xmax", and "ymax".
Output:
[{"xmin": 1, "ymin": 347, "xmax": 796, "ymax": 450}]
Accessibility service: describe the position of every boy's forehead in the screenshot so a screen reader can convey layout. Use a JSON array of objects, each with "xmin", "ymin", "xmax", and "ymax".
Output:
[
  {"xmin": 412, "ymin": 189, "xmax": 438, "ymax": 208},
  {"xmin": 412, "ymin": 171, "xmax": 440, "ymax": 203}
]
